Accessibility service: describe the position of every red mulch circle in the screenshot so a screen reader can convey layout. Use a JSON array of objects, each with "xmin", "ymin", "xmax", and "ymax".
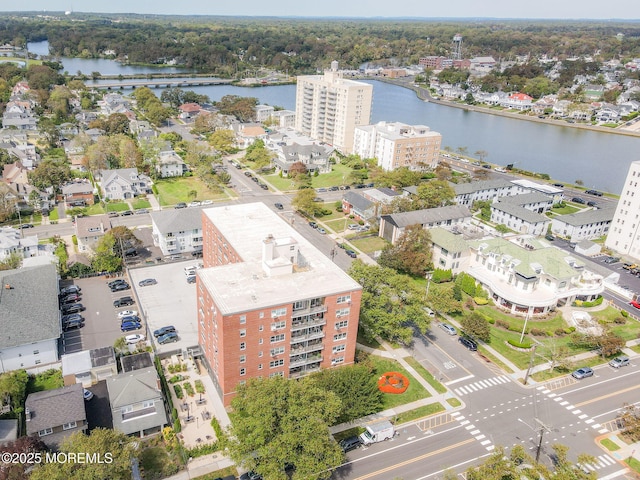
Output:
[{"xmin": 377, "ymin": 371, "xmax": 410, "ymax": 394}]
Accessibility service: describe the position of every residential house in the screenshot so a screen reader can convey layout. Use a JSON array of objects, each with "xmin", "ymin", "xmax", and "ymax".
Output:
[
  {"xmin": 501, "ymin": 92, "xmax": 534, "ymax": 111},
  {"xmin": 2, "ymin": 161, "xmax": 30, "ymax": 200},
  {"xmin": 467, "ymin": 237, "xmax": 603, "ymax": 316},
  {"xmin": 552, "ymin": 100, "xmax": 572, "ymax": 117},
  {"xmin": 0, "ymin": 264, "xmax": 60, "ymax": 373},
  {"xmin": 274, "ymin": 142, "xmax": 334, "ymax": 174},
  {"xmin": 341, "ymin": 192, "xmax": 375, "ymax": 222},
  {"xmin": 106, "ymin": 367, "xmax": 168, "ymax": 438},
  {"xmin": 75, "ymin": 215, "xmax": 111, "ymax": 253},
  {"xmin": 490, "ymin": 193, "xmax": 552, "ymax": 236},
  {"xmin": 0, "ymin": 227, "xmax": 40, "ymax": 260},
  {"xmin": 98, "ymin": 168, "xmax": 152, "ymax": 200},
  {"xmin": 379, "ymin": 205, "xmax": 472, "ymax": 245},
  {"xmin": 25, "ymin": 384, "xmax": 87, "ymax": 449},
  {"xmin": 151, "ymin": 207, "xmax": 204, "ymax": 256},
  {"xmin": 595, "ymin": 103, "xmax": 622, "ymax": 122},
  {"xmin": 429, "ymin": 227, "xmax": 470, "ymax": 274},
  {"xmin": 61, "ymin": 180, "xmax": 95, "ymax": 207},
  {"xmin": 155, "ymin": 150, "xmax": 187, "ymax": 178},
  {"xmin": 234, "ymin": 124, "xmax": 267, "ymax": 149},
  {"xmin": 552, "ymin": 207, "xmax": 615, "ymax": 242},
  {"xmin": 510, "ymin": 179, "xmax": 565, "ymax": 205},
  {"xmin": 178, "ymin": 103, "xmax": 202, "ymax": 121},
  {"xmin": 452, "ymin": 179, "xmax": 516, "ymax": 207},
  {"xmin": 61, "ymin": 347, "xmax": 118, "ymax": 387},
  {"xmin": 98, "ymin": 93, "xmax": 132, "ymax": 116},
  {"xmin": 270, "ymin": 110, "xmax": 296, "ymax": 129},
  {"xmin": 2, "ymin": 102, "xmax": 37, "ymax": 130},
  {"xmin": 255, "ymin": 104, "xmax": 275, "ymax": 122},
  {"xmin": 583, "ymin": 85, "xmax": 605, "ymax": 101}
]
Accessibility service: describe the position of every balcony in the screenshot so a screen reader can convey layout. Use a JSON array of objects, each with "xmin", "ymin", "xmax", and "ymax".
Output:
[
  {"xmin": 290, "ymin": 330, "xmax": 325, "ymax": 343},
  {"xmin": 290, "ymin": 341, "xmax": 324, "ymax": 354},
  {"xmin": 289, "ymin": 354, "xmax": 323, "ymax": 368},
  {"xmin": 289, "ymin": 364, "xmax": 321, "ymax": 379},
  {"xmin": 292, "ymin": 303, "xmax": 328, "ymax": 316},
  {"xmin": 291, "ymin": 316, "xmax": 326, "ymax": 331}
]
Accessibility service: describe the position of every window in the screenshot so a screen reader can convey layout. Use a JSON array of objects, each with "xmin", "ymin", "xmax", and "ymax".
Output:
[
  {"xmin": 271, "ymin": 307, "xmax": 286, "ymax": 318},
  {"xmin": 270, "ymin": 334, "xmax": 285, "ymax": 343},
  {"xmin": 332, "ymin": 344, "xmax": 346, "ymax": 354},
  {"xmin": 121, "ymin": 405, "xmax": 133, "ymax": 414},
  {"xmin": 142, "ymin": 400, "xmax": 154, "ymax": 409},
  {"xmin": 240, "ymin": 355, "xmax": 246, "ymax": 363},
  {"xmin": 270, "ymin": 347, "xmax": 285, "ymax": 356},
  {"xmin": 337, "ymin": 295, "xmax": 351, "ymax": 304},
  {"xmin": 240, "ymin": 315, "xmax": 246, "ymax": 324},
  {"xmin": 336, "ymin": 308, "xmax": 350, "ymax": 317},
  {"xmin": 240, "ymin": 329, "xmax": 246, "ymax": 337},
  {"xmin": 258, "ymin": 364, "xmax": 263, "ymax": 370},
  {"xmin": 335, "ymin": 320, "xmax": 348, "ymax": 330},
  {"xmin": 269, "ymin": 371, "xmax": 284, "ymax": 378},
  {"xmin": 269, "ymin": 359, "xmax": 284, "ymax": 368},
  {"xmin": 331, "ymin": 357, "xmax": 344, "ymax": 366},
  {"xmin": 240, "ymin": 342, "xmax": 246, "ymax": 350},
  {"xmin": 259, "ymin": 338, "xmax": 263, "ymax": 345},
  {"xmin": 258, "ymin": 351, "xmax": 263, "ymax": 357},
  {"xmin": 62, "ymin": 421, "xmax": 77, "ymax": 431},
  {"xmin": 240, "ymin": 368, "xmax": 246, "ymax": 375},
  {"xmin": 334, "ymin": 332, "xmax": 347, "ymax": 341},
  {"xmin": 271, "ymin": 320, "xmax": 286, "ymax": 331},
  {"xmin": 259, "ymin": 325, "xmax": 264, "ymax": 331},
  {"xmin": 39, "ymin": 428, "xmax": 53, "ymax": 436}
]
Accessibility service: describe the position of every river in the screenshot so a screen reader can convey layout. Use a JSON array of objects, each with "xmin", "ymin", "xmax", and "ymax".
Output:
[{"xmin": 28, "ymin": 41, "xmax": 640, "ymax": 194}]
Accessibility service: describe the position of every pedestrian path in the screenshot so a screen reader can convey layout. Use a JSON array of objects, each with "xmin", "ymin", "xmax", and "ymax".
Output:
[
  {"xmin": 577, "ymin": 454, "xmax": 619, "ymax": 473},
  {"xmin": 452, "ymin": 375, "xmax": 511, "ymax": 397},
  {"xmin": 535, "ymin": 384, "xmax": 608, "ymax": 434},
  {"xmin": 450, "ymin": 411, "xmax": 495, "ymax": 452}
]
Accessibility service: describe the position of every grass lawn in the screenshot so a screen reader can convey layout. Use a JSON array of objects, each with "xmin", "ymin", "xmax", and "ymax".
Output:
[
  {"xmin": 600, "ymin": 438, "xmax": 621, "ymax": 451},
  {"xmin": 626, "ymin": 456, "xmax": 640, "ymax": 475},
  {"xmin": 404, "ymin": 357, "xmax": 447, "ymax": 394},
  {"xmin": 357, "ymin": 329, "xmax": 382, "ymax": 349},
  {"xmin": 132, "ymin": 198, "xmax": 152, "ymax": 209},
  {"xmin": 318, "ymin": 207, "xmax": 347, "ymax": 222},
  {"xmin": 551, "ymin": 204, "xmax": 581, "ymax": 215},
  {"xmin": 265, "ymin": 163, "xmax": 356, "ymax": 191},
  {"xmin": 48, "ymin": 209, "xmax": 59, "ymax": 221},
  {"xmin": 103, "ymin": 201, "xmax": 130, "ymax": 213},
  {"xmin": 394, "ymin": 403, "xmax": 445, "ymax": 425},
  {"xmin": 447, "ymin": 398, "xmax": 462, "ymax": 408},
  {"xmin": 193, "ymin": 467, "xmax": 239, "ymax": 480},
  {"xmin": 350, "ymin": 236, "xmax": 389, "ymax": 255},
  {"xmin": 138, "ymin": 445, "xmax": 181, "ymax": 479},
  {"xmin": 590, "ymin": 307, "xmax": 640, "ymax": 341},
  {"xmin": 367, "ymin": 355, "xmax": 430, "ymax": 410},
  {"xmin": 324, "ymin": 217, "xmax": 350, "ymax": 234},
  {"xmin": 26, "ymin": 369, "xmax": 63, "ymax": 394},
  {"xmin": 263, "ymin": 173, "xmax": 298, "ymax": 191},
  {"xmin": 155, "ymin": 177, "xmax": 226, "ymax": 205}
]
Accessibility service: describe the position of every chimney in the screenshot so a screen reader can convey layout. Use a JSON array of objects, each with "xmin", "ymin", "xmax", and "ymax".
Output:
[
  {"xmin": 4, "ymin": 284, "xmax": 12, "ymax": 290},
  {"xmin": 25, "ymin": 408, "xmax": 30, "ymax": 421}
]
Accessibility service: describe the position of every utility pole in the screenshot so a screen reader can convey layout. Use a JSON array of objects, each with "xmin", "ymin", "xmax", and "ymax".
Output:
[
  {"xmin": 518, "ymin": 417, "xmax": 551, "ymax": 464},
  {"xmin": 523, "ymin": 344, "xmax": 537, "ymax": 385}
]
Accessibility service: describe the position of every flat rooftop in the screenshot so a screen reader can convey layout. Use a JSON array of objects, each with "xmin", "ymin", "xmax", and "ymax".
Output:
[{"xmin": 200, "ymin": 203, "xmax": 362, "ymax": 315}]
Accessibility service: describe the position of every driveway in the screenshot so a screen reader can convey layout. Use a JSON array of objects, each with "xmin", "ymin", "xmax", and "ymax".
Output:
[{"xmin": 84, "ymin": 380, "xmax": 113, "ymax": 430}]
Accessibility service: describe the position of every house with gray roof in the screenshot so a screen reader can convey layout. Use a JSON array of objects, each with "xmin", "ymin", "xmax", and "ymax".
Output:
[
  {"xmin": 0, "ymin": 264, "xmax": 60, "ymax": 373},
  {"xmin": 61, "ymin": 347, "xmax": 118, "ymax": 387},
  {"xmin": 155, "ymin": 150, "xmax": 187, "ymax": 178},
  {"xmin": 429, "ymin": 227, "xmax": 470, "ymax": 274},
  {"xmin": 341, "ymin": 191, "xmax": 375, "ymax": 222},
  {"xmin": 467, "ymin": 237, "xmax": 603, "ymax": 316},
  {"xmin": 452, "ymin": 179, "xmax": 516, "ymax": 207},
  {"xmin": 25, "ymin": 383, "xmax": 87, "ymax": 448},
  {"xmin": 0, "ymin": 227, "xmax": 40, "ymax": 261},
  {"xmin": 490, "ymin": 193, "xmax": 552, "ymax": 236},
  {"xmin": 98, "ymin": 168, "xmax": 152, "ymax": 200},
  {"xmin": 151, "ymin": 207, "xmax": 204, "ymax": 256},
  {"xmin": 379, "ymin": 205, "xmax": 472, "ymax": 245},
  {"xmin": 75, "ymin": 215, "xmax": 111, "ymax": 253},
  {"xmin": 106, "ymin": 367, "xmax": 168, "ymax": 438},
  {"xmin": 274, "ymin": 142, "xmax": 334, "ymax": 174},
  {"xmin": 61, "ymin": 180, "xmax": 95, "ymax": 207},
  {"xmin": 551, "ymin": 207, "xmax": 614, "ymax": 241}
]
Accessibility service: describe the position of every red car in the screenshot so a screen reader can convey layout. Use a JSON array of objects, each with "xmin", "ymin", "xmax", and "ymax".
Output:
[{"xmin": 630, "ymin": 300, "xmax": 640, "ymax": 310}]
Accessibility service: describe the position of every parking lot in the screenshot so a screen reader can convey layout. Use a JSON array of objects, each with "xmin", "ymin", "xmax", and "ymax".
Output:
[
  {"xmin": 59, "ymin": 275, "xmax": 145, "ymax": 356},
  {"xmin": 128, "ymin": 259, "xmax": 202, "ymax": 354}
]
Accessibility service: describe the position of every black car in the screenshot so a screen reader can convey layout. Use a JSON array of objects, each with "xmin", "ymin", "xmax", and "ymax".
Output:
[
  {"xmin": 60, "ymin": 285, "xmax": 81, "ymax": 295},
  {"xmin": 552, "ymin": 183, "xmax": 564, "ymax": 188},
  {"xmin": 345, "ymin": 249, "xmax": 357, "ymax": 258},
  {"xmin": 459, "ymin": 336, "xmax": 478, "ymax": 351},
  {"xmin": 113, "ymin": 296, "xmax": 135, "ymax": 307},
  {"xmin": 571, "ymin": 197, "xmax": 586, "ymax": 204},
  {"xmin": 62, "ymin": 313, "xmax": 83, "ymax": 324},
  {"xmin": 120, "ymin": 210, "xmax": 134, "ymax": 216},
  {"xmin": 107, "ymin": 279, "xmax": 128, "ymax": 288},
  {"xmin": 339, "ymin": 436, "xmax": 362, "ymax": 452},
  {"xmin": 328, "ymin": 186, "xmax": 339, "ymax": 191},
  {"xmin": 63, "ymin": 318, "xmax": 84, "ymax": 331},
  {"xmin": 154, "ymin": 326, "xmax": 177, "ymax": 337},
  {"xmin": 174, "ymin": 202, "xmax": 187, "ymax": 209},
  {"xmin": 587, "ymin": 201, "xmax": 597, "ymax": 207},
  {"xmin": 259, "ymin": 184, "xmax": 269, "ymax": 190},
  {"xmin": 309, "ymin": 221, "xmax": 318, "ymax": 229},
  {"xmin": 61, "ymin": 293, "xmax": 81, "ymax": 304},
  {"xmin": 62, "ymin": 303, "xmax": 84, "ymax": 314},
  {"xmin": 110, "ymin": 282, "xmax": 130, "ymax": 292},
  {"xmin": 274, "ymin": 203, "xmax": 284, "ymax": 210},
  {"xmin": 585, "ymin": 189, "xmax": 603, "ymax": 197},
  {"xmin": 244, "ymin": 171, "xmax": 252, "ymax": 177},
  {"xmin": 20, "ymin": 223, "xmax": 34, "ymax": 229}
]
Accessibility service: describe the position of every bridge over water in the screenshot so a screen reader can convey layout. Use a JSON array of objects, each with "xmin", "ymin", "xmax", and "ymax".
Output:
[{"xmin": 90, "ymin": 78, "xmax": 234, "ymax": 90}]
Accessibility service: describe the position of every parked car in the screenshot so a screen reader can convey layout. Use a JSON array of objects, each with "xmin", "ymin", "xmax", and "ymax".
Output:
[
  {"xmin": 585, "ymin": 189, "xmax": 603, "ymax": 196},
  {"xmin": 154, "ymin": 326, "xmax": 176, "ymax": 337},
  {"xmin": 458, "ymin": 336, "xmax": 477, "ymax": 351},
  {"xmin": 61, "ymin": 293, "xmax": 81, "ymax": 304},
  {"xmin": 125, "ymin": 334, "xmax": 146, "ymax": 345},
  {"xmin": 107, "ymin": 279, "xmax": 128, "ymax": 288},
  {"xmin": 317, "ymin": 227, "xmax": 326, "ymax": 234},
  {"xmin": 202, "ymin": 200, "xmax": 213, "ymax": 205},
  {"xmin": 609, "ymin": 356, "xmax": 630, "ymax": 368},
  {"xmin": 83, "ymin": 389, "xmax": 94, "ymax": 401},
  {"xmin": 328, "ymin": 186, "xmax": 339, "ymax": 191},
  {"xmin": 120, "ymin": 210, "xmax": 134, "ymax": 216},
  {"xmin": 117, "ymin": 310, "xmax": 138, "ymax": 318},
  {"xmin": 157, "ymin": 332, "xmax": 179, "ymax": 344},
  {"xmin": 63, "ymin": 318, "xmax": 84, "ymax": 331},
  {"xmin": 308, "ymin": 221, "xmax": 318, "ymax": 229},
  {"xmin": 439, "ymin": 323, "xmax": 457, "ymax": 335},
  {"xmin": 339, "ymin": 436, "xmax": 362, "ymax": 452},
  {"xmin": 186, "ymin": 275, "xmax": 197, "ymax": 284},
  {"xmin": 20, "ymin": 223, "xmax": 34, "ymax": 229},
  {"xmin": 60, "ymin": 285, "xmax": 81, "ymax": 295},
  {"xmin": 552, "ymin": 183, "xmax": 564, "ymax": 188},
  {"xmin": 544, "ymin": 234, "xmax": 555, "ymax": 241},
  {"xmin": 124, "ymin": 248, "xmax": 138, "ymax": 258},
  {"xmin": 623, "ymin": 263, "xmax": 638, "ymax": 270},
  {"xmin": 274, "ymin": 203, "xmax": 284, "ymax": 210},
  {"xmin": 134, "ymin": 208, "xmax": 148, "ymax": 214},
  {"xmin": 110, "ymin": 282, "xmax": 130, "ymax": 292},
  {"xmin": 62, "ymin": 313, "xmax": 84, "ymax": 324},
  {"xmin": 630, "ymin": 300, "xmax": 640, "ymax": 310},
  {"xmin": 138, "ymin": 278, "xmax": 157, "ymax": 287},
  {"xmin": 347, "ymin": 224, "xmax": 360, "ymax": 230},
  {"xmin": 587, "ymin": 201, "xmax": 598, "ymax": 207},
  {"xmin": 188, "ymin": 201, "xmax": 201, "ymax": 207},
  {"xmin": 571, "ymin": 367, "xmax": 594, "ymax": 379},
  {"xmin": 107, "ymin": 211, "xmax": 120, "ymax": 218},
  {"xmin": 174, "ymin": 202, "xmax": 187, "ymax": 209},
  {"xmin": 604, "ymin": 256, "xmax": 620, "ymax": 264},
  {"xmin": 113, "ymin": 296, "xmax": 135, "ymax": 308},
  {"xmin": 571, "ymin": 197, "xmax": 586, "ymax": 204},
  {"xmin": 61, "ymin": 303, "xmax": 84, "ymax": 314},
  {"xmin": 120, "ymin": 321, "xmax": 142, "ymax": 332},
  {"xmin": 345, "ymin": 249, "xmax": 357, "ymax": 258},
  {"xmin": 120, "ymin": 315, "xmax": 140, "ymax": 324},
  {"xmin": 259, "ymin": 184, "xmax": 269, "ymax": 190}
]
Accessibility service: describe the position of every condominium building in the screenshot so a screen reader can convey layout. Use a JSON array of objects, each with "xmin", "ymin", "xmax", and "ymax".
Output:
[
  {"xmin": 197, "ymin": 203, "xmax": 362, "ymax": 406},
  {"xmin": 295, "ymin": 61, "xmax": 373, "ymax": 153},
  {"xmin": 605, "ymin": 161, "xmax": 640, "ymax": 261},
  {"xmin": 353, "ymin": 121, "xmax": 442, "ymax": 171}
]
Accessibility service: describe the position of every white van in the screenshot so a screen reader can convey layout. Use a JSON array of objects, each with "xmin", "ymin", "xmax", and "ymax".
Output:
[{"xmin": 184, "ymin": 266, "xmax": 197, "ymax": 276}]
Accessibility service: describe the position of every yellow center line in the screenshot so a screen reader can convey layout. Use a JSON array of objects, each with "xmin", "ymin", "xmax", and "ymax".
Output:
[
  {"xmin": 352, "ymin": 438, "xmax": 476, "ymax": 480},
  {"xmin": 575, "ymin": 383, "xmax": 640, "ymax": 407}
]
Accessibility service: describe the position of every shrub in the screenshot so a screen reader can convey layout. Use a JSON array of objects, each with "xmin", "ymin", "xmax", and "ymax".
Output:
[
  {"xmin": 621, "ymin": 310, "xmax": 629, "ymax": 318},
  {"xmin": 507, "ymin": 339, "xmax": 532, "ymax": 349},
  {"xmin": 173, "ymin": 419, "xmax": 181, "ymax": 433},
  {"xmin": 431, "ymin": 268, "xmax": 453, "ymax": 284},
  {"xmin": 474, "ymin": 297, "xmax": 488, "ymax": 305},
  {"xmin": 496, "ymin": 319, "xmax": 510, "ymax": 329},
  {"xmin": 185, "ymin": 442, "xmax": 219, "ymax": 458},
  {"xmin": 508, "ymin": 324, "xmax": 523, "ymax": 333},
  {"xmin": 555, "ymin": 328, "xmax": 566, "ymax": 336},
  {"xmin": 546, "ymin": 331, "xmax": 555, "ymax": 337},
  {"xmin": 487, "ymin": 318, "xmax": 495, "ymax": 324},
  {"xmin": 168, "ymin": 375, "xmax": 184, "ymax": 384},
  {"xmin": 614, "ymin": 317, "xmax": 627, "ymax": 324},
  {"xmin": 183, "ymin": 382, "xmax": 195, "ymax": 397},
  {"xmin": 530, "ymin": 328, "xmax": 546, "ymax": 336},
  {"xmin": 195, "ymin": 379, "xmax": 205, "ymax": 394},
  {"xmin": 173, "ymin": 384, "xmax": 183, "ymax": 399}
]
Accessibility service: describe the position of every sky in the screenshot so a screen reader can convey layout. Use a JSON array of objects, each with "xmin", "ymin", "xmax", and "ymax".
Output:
[{"xmin": 2, "ymin": 0, "xmax": 639, "ymax": 20}]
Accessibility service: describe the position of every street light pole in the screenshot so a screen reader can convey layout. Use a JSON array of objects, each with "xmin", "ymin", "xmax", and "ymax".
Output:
[
  {"xmin": 518, "ymin": 417, "xmax": 550, "ymax": 464},
  {"xmin": 425, "ymin": 271, "xmax": 433, "ymax": 299}
]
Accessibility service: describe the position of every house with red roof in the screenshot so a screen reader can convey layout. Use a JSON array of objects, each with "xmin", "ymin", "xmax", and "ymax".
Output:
[
  {"xmin": 178, "ymin": 103, "xmax": 202, "ymax": 120},
  {"xmin": 501, "ymin": 92, "xmax": 534, "ymax": 111}
]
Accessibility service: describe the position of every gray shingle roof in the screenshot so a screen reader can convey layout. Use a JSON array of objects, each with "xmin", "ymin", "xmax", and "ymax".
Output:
[
  {"xmin": 497, "ymin": 192, "xmax": 552, "ymax": 205},
  {"xmin": 491, "ymin": 202, "xmax": 549, "ymax": 224},
  {"xmin": 382, "ymin": 205, "xmax": 472, "ymax": 228},
  {"xmin": 25, "ymin": 383, "xmax": 86, "ymax": 436},
  {"xmin": 453, "ymin": 179, "xmax": 514, "ymax": 196},
  {"xmin": 106, "ymin": 367, "xmax": 162, "ymax": 408},
  {"xmin": 0, "ymin": 264, "xmax": 60, "ymax": 349},
  {"xmin": 554, "ymin": 207, "xmax": 615, "ymax": 227},
  {"xmin": 151, "ymin": 207, "xmax": 204, "ymax": 235},
  {"xmin": 343, "ymin": 191, "xmax": 374, "ymax": 212}
]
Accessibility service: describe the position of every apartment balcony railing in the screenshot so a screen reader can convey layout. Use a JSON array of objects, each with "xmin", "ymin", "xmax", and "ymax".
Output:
[
  {"xmin": 290, "ymin": 330, "xmax": 325, "ymax": 344},
  {"xmin": 292, "ymin": 304, "xmax": 328, "ymax": 316},
  {"xmin": 291, "ymin": 316, "xmax": 326, "ymax": 331},
  {"xmin": 289, "ymin": 355, "xmax": 323, "ymax": 368},
  {"xmin": 289, "ymin": 364, "xmax": 321, "ymax": 379},
  {"xmin": 290, "ymin": 341, "xmax": 324, "ymax": 354}
]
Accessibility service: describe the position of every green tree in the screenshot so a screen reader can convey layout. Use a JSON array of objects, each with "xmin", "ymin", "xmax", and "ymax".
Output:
[
  {"xmin": 29, "ymin": 429, "xmax": 136, "ymax": 480},
  {"xmin": 209, "ymin": 129, "xmax": 235, "ymax": 154},
  {"xmin": 415, "ymin": 180, "xmax": 455, "ymax": 208},
  {"xmin": 291, "ymin": 188, "xmax": 318, "ymax": 216},
  {"xmin": 460, "ymin": 312, "xmax": 490, "ymax": 342},
  {"xmin": 309, "ymin": 363, "xmax": 383, "ymax": 424},
  {"xmin": 91, "ymin": 234, "xmax": 122, "ymax": 273},
  {"xmin": 244, "ymin": 139, "xmax": 272, "ymax": 169},
  {"xmin": 28, "ymin": 157, "xmax": 71, "ymax": 195},
  {"xmin": 227, "ymin": 376, "xmax": 343, "ymax": 480},
  {"xmin": 215, "ymin": 95, "xmax": 258, "ymax": 122},
  {"xmin": 378, "ymin": 224, "xmax": 433, "ymax": 277},
  {"xmin": 0, "ymin": 252, "xmax": 23, "ymax": 271},
  {"xmin": 105, "ymin": 113, "xmax": 131, "ymax": 135},
  {"xmin": 0, "ymin": 369, "xmax": 29, "ymax": 412}
]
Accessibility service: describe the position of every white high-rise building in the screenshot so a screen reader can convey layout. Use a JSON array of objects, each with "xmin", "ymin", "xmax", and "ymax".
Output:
[
  {"xmin": 353, "ymin": 121, "xmax": 442, "ymax": 171},
  {"xmin": 605, "ymin": 160, "xmax": 640, "ymax": 261},
  {"xmin": 295, "ymin": 61, "xmax": 373, "ymax": 154}
]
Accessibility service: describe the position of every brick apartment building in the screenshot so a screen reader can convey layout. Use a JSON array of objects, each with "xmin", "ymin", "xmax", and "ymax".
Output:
[{"xmin": 197, "ymin": 203, "xmax": 362, "ymax": 406}]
